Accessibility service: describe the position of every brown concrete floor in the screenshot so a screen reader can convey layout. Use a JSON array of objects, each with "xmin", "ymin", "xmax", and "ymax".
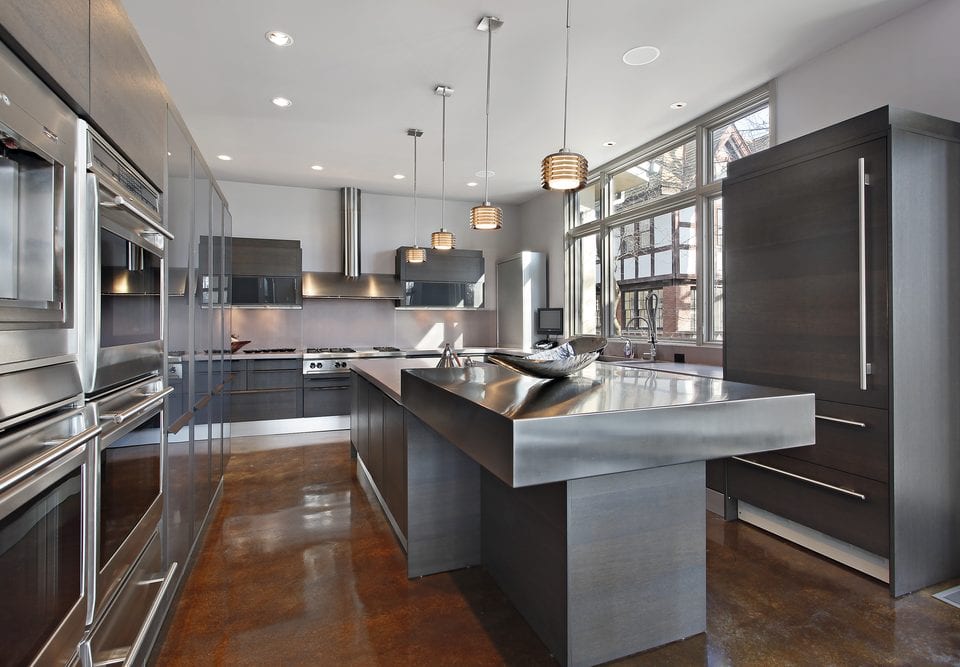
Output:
[{"xmin": 153, "ymin": 435, "xmax": 960, "ymax": 666}]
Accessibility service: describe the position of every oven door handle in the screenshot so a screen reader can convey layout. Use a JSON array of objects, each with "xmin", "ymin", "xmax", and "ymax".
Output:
[
  {"xmin": 123, "ymin": 561, "xmax": 178, "ymax": 667},
  {"xmin": 100, "ymin": 386, "xmax": 175, "ymax": 425},
  {"xmin": 0, "ymin": 423, "xmax": 102, "ymax": 496},
  {"xmin": 100, "ymin": 194, "xmax": 174, "ymax": 240}
]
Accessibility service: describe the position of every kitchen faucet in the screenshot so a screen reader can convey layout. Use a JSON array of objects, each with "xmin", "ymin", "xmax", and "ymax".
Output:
[{"xmin": 620, "ymin": 293, "xmax": 659, "ymax": 361}]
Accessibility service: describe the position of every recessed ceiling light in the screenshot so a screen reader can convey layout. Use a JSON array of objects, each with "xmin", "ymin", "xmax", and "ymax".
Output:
[
  {"xmin": 272, "ymin": 96, "xmax": 293, "ymax": 108},
  {"xmin": 265, "ymin": 31, "xmax": 293, "ymax": 47},
  {"xmin": 393, "ymin": 174, "xmax": 405, "ymax": 180},
  {"xmin": 217, "ymin": 154, "xmax": 233, "ymax": 161},
  {"xmin": 622, "ymin": 46, "xmax": 661, "ymax": 66},
  {"xmin": 670, "ymin": 101, "xmax": 688, "ymax": 110},
  {"xmin": 466, "ymin": 182, "xmax": 478, "ymax": 187},
  {"xmin": 602, "ymin": 141, "xmax": 616, "ymax": 147},
  {"xmin": 310, "ymin": 165, "xmax": 323, "ymax": 171},
  {"xmin": 475, "ymin": 170, "xmax": 494, "ymax": 178}
]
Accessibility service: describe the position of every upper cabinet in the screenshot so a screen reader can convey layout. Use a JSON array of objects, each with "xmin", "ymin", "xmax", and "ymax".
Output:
[
  {"xmin": 0, "ymin": 1, "xmax": 91, "ymax": 112},
  {"xmin": 89, "ymin": 0, "xmax": 165, "ymax": 188}
]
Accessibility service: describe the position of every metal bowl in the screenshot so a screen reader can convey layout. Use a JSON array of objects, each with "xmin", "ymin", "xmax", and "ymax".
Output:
[{"xmin": 488, "ymin": 336, "xmax": 607, "ymax": 379}]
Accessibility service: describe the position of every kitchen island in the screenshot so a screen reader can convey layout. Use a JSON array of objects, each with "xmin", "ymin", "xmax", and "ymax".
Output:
[{"xmin": 350, "ymin": 359, "xmax": 814, "ymax": 666}]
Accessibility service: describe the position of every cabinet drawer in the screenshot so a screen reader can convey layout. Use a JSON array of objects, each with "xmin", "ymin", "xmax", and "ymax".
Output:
[
  {"xmin": 780, "ymin": 401, "xmax": 888, "ymax": 482},
  {"xmin": 728, "ymin": 452, "xmax": 889, "ymax": 557},
  {"xmin": 247, "ymin": 369, "xmax": 301, "ymax": 390},
  {"xmin": 246, "ymin": 358, "xmax": 300, "ymax": 371},
  {"xmin": 230, "ymin": 389, "xmax": 300, "ymax": 421},
  {"xmin": 303, "ymin": 377, "xmax": 350, "ymax": 417}
]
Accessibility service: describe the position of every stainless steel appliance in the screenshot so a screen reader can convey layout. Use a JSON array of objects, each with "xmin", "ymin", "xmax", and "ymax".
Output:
[
  {"xmin": 496, "ymin": 251, "xmax": 547, "ymax": 349},
  {"xmin": 0, "ymin": 404, "xmax": 100, "ymax": 666},
  {"xmin": 77, "ymin": 121, "xmax": 172, "ymax": 396},
  {"xmin": 0, "ymin": 40, "xmax": 83, "ymax": 428},
  {"xmin": 87, "ymin": 376, "xmax": 173, "ymax": 622}
]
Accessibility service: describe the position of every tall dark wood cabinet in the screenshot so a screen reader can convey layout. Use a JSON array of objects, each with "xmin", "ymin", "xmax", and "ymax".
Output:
[{"xmin": 723, "ymin": 106, "xmax": 960, "ymax": 596}]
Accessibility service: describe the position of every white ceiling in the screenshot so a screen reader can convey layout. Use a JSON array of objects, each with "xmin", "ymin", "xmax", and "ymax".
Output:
[{"xmin": 123, "ymin": 0, "xmax": 927, "ymax": 205}]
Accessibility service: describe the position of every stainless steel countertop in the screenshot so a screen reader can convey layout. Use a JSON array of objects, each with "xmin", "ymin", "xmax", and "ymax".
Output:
[
  {"xmin": 612, "ymin": 360, "xmax": 724, "ymax": 379},
  {"xmin": 350, "ymin": 358, "xmax": 441, "ymax": 402},
  {"xmin": 401, "ymin": 362, "xmax": 815, "ymax": 488},
  {"xmin": 186, "ymin": 347, "xmax": 527, "ymax": 362}
]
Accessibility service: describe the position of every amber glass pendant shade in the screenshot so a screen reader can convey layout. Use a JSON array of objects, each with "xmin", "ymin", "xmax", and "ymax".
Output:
[
  {"xmin": 430, "ymin": 229, "xmax": 455, "ymax": 250},
  {"xmin": 405, "ymin": 246, "xmax": 426, "ymax": 263},
  {"xmin": 470, "ymin": 204, "xmax": 503, "ymax": 230},
  {"xmin": 541, "ymin": 150, "xmax": 588, "ymax": 191}
]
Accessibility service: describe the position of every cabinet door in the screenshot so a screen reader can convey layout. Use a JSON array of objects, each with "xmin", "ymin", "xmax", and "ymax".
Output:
[
  {"xmin": 191, "ymin": 164, "xmax": 212, "ymax": 520},
  {"xmin": 367, "ymin": 388, "xmax": 384, "ymax": 487},
  {"xmin": 90, "ymin": 0, "xmax": 165, "ymax": 188},
  {"xmin": 382, "ymin": 397, "xmax": 406, "ymax": 536},
  {"xmin": 724, "ymin": 138, "xmax": 889, "ymax": 408},
  {"xmin": 0, "ymin": 1, "xmax": 90, "ymax": 111}
]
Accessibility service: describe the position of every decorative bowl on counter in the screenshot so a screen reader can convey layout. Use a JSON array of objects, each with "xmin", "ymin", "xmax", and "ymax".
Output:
[
  {"xmin": 487, "ymin": 336, "xmax": 607, "ymax": 379},
  {"xmin": 230, "ymin": 339, "xmax": 251, "ymax": 353}
]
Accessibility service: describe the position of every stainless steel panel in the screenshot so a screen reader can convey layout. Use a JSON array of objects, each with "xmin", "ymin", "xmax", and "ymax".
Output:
[
  {"xmin": 0, "ymin": 156, "xmax": 19, "ymax": 299},
  {"xmin": 401, "ymin": 362, "xmax": 815, "ymax": 487},
  {"xmin": 302, "ymin": 271, "xmax": 403, "ymax": 300},
  {"xmin": 342, "ymin": 187, "xmax": 360, "ymax": 277},
  {"xmin": 0, "ymin": 362, "xmax": 83, "ymax": 432}
]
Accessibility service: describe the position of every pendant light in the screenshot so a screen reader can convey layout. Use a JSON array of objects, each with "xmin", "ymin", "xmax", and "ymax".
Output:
[
  {"xmin": 431, "ymin": 85, "xmax": 456, "ymax": 250},
  {"xmin": 471, "ymin": 16, "xmax": 503, "ymax": 231},
  {"xmin": 405, "ymin": 128, "xmax": 426, "ymax": 264},
  {"xmin": 540, "ymin": 0, "xmax": 587, "ymax": 191}
]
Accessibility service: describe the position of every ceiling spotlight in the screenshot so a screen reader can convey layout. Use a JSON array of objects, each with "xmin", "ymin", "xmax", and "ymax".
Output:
[
  {"xmin": 217, "ymin": 155, "xmax": 233, "ymax": 161},
  {"xmin": 272, "ymin": 96, "xmax": 293, "ymax": 108},
  {"xmin": 393, "ymin": 174, "xmax": 405, "ymax": 180},
  {"xmin": 670, "ymin": 101, "xmax": 688, "ymax": 110},
  {"xmin": 310, "ymin": 165, "xmax": 323, "ymax": 171},
  {"xmin": 265, "ymin": 31, "xmax": 293, "ymax": 47},
  {"xmin": 602, "ymin": 141, "xmax": 616, "ymax": 147},
  {"xmin": 475, "ymin": 170, "xmax": 495, "ymax": 178},
  {"xmin": 622, "ymin": 45, "xmax": 661, "ymax": 66},
  {"xmin": 466, "ymin": 182, "xmax": 478, "ymax": 187}
]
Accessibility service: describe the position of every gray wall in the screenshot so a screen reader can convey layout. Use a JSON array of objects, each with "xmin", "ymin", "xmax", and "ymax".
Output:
[
  {"xmin": 775, "ymin": 0, "xmax": 960, "ymax": 141},
  {"xmin": 218, "ymin": 180, "xmax": 519, "ymax": 348}
]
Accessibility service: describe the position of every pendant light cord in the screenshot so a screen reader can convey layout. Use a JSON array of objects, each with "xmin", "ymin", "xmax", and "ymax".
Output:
[
  {"xmin": 483, "ymin": 23, "xmax": 493, "ymax": 205},
  {"xmin": 413, "ymin": 133, "xmax": 419, "ymax": 244},
  {"xmin": 562, "ymin": 0, "xmax": 571, "ymax": 151},
  {"xmin": 440, "ymin": 93, "xmax": 446, "ymax": 231}
]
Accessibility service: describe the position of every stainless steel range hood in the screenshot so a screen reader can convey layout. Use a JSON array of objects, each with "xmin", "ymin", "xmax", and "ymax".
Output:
[{"xmin": 302, "ymin": 187, "xmax": 404, "ymax": 300}]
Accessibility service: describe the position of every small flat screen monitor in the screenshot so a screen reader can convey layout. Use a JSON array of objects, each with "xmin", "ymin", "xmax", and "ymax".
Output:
[{"xmin": 536, "ymin": 308, "xmax": 563, "ymax": 335}]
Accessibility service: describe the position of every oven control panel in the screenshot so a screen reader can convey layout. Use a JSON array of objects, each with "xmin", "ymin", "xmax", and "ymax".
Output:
[{"xmin": 303, "ymin": 359, "xmax": 351, "ymax": 375}]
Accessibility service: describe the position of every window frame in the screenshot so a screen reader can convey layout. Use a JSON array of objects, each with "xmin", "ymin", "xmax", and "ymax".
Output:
[{"xmin": 565, "ymin": 84, "xmax": 774, "ymax": 347}]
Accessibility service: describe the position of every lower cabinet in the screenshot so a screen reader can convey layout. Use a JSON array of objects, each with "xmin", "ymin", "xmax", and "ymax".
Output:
[
  {"xmin": 304, "ymin": 374, "xmax": 351, "ymax": 417},
  {"xmin": 225, "ymin": 359, "xmax": 302, "ymax": 422},
  {"xmin": 351, "ymin": 373, "xmax": 407, "ymax": 539}
]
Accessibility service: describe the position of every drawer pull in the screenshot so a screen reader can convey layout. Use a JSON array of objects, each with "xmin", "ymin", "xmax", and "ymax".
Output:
[
  {"xmin": 815, "ymin": 414, "xmax": 867, "ymax": 428},
  {"xmin": 731, "ymin": 456, "xmax": 867, "ymax": 501}
]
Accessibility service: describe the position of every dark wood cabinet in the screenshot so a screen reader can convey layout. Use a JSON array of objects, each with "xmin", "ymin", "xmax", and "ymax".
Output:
[
  {"xmin": 723, "ymin": 106, "xmax": 960, "ymax": 596},
  {"xmin": 396, "ymin": 247, "xmax": 483, "ymax": 283},
  {"xmin": 89, "ymin": 0, "xmax": 165, "ymax": 188},
  {"xmin": 351, "ymin": 372, "xmax": 408, "ymax": 540},
  {"xmin": 232, "ymin": 238, "xmax": 302, "ymax": 277},
  {"xmin": 303, "ymin": 375, "xmax": 351, "ymax": 418},
  {"xmin": 0, "ymin": 0, "xmax": 90, "ymax": 112}
]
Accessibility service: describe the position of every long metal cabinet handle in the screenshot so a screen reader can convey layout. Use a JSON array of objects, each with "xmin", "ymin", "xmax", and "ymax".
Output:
[
  {"xmin": 100, "ymin": 195, "xmax": 174, "ymax": 239},
  {"xmin": 123, "ymin": 562, "xmax": 178, "ymax": 667},
  {"xmin": 0, "ymin": 423, "xmax": 102, "ymax": 495},
  {"xmin": 857, "ymin": 157, "xmax": 870, "ymax": 391},
  {"xmin": 101, "ymin": 386, "xmax": 175, "ymax": 425},
  {"xmin": 731, "ymin": 456, "xmax": 867, "ymax": 501},
  {"xmin": 815, "ymin": 414, "xmax": 867, "ymax": 428}
]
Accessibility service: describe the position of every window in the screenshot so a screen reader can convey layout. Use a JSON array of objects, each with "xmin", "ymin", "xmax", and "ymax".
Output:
[
  {"xmin": 611, "ymin": 138, "xmax": 696, "ymax": 215},
  {"xmin": 710, "ymin": 106, "xmax": 770, "ymax": 181},
  {"xmin": 566, "ymin": 87, "xmax": 770, "ymax": 346}
]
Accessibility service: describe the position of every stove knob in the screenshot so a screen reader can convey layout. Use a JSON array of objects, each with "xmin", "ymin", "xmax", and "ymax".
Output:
[{"xmin": 309, "ymin": 362, "xmax": 317, "ymax": 369}]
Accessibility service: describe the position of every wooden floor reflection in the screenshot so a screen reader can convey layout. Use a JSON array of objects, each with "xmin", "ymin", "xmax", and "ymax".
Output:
[{"xmin": 154, "ymin": 434, "xmax": 960, "ymax": 666}]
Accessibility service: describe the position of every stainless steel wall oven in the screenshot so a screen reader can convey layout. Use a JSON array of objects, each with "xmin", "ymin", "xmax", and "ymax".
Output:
[
  {"xmin": 77, "ymin": 121, "xmax": 171, "ymax": 397},
  {"xmin": 88, "ymin": 376, "xmax": 172, "ymax": 621},
  {"xmin": 0, "ymin": 41, "xmax": 83, "ymax": 429},
  {"xmin": 0, "ymin": 404, "xmax": 100, "ymax": 666}
]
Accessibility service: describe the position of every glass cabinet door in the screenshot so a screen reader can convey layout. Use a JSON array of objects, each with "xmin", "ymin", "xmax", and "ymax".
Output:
[{"xmin": 191, "ymin": 163, "xmax": 212, "ymax": 523}]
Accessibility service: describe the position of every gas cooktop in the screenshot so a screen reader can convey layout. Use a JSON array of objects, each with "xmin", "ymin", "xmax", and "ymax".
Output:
[
  {"xmin": 305, "ymin": 347, "xmax": 356, "ymax": 354},
  {"xmin": 243, "ymin": 347, "xmax": 297, "ymax": 354}
]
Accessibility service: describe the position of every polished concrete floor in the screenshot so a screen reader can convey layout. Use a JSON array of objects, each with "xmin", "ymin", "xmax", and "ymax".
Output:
[{"xmin": 154, "ymin": 434, "xmax": 960, "ymax": 666}]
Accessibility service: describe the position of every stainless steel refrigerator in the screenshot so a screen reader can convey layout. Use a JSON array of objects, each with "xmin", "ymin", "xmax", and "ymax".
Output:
[{"xmin": 496, "ymin": 252, "xmax": 548, "ymax": 349}]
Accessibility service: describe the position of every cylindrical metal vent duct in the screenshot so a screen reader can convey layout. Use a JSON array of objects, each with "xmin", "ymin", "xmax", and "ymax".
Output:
[{"xmin": 341, "ymin": 187, "xmax": 361, "ymax": 277}]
